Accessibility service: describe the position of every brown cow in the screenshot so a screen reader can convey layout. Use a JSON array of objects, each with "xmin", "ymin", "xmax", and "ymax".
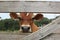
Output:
[{"xmin": 10, "ymin": 12, "xmax": 43, "ymax": 33}]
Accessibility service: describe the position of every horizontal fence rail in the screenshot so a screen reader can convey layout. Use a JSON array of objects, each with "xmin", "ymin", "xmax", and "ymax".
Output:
[
  {"xmin": 0, "ymin": 1, "xmax": 60, "ymax": 12},
  {"xmin": 0, "ymin": 0, "xmax": 59, "ymax": 1}
]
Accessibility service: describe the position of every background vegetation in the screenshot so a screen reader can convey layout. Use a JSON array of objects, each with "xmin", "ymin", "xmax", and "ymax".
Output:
[{"xmin": 0, "ymin": 19, "xmax": 20, "ymax": 31}]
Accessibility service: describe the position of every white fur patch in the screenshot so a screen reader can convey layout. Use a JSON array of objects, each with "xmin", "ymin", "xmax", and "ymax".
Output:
[
  {"xmin": 17, "ymin": 13, "xmax": 21, "ymax": 17},
  {"xmin": 21, "ymin": 25, "xmax": 30, "ymax": 27},
  {"xmin": 26, "ymin": 13, "xmax": 29, "ymax": 16}
]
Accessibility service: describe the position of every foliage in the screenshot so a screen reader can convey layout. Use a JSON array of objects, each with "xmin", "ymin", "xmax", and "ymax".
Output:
[{"xmin": 0, "ymin": 19, "xmax": 20, "ymax": 31}]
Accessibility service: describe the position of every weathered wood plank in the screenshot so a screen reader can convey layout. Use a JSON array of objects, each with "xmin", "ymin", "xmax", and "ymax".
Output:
[
  {"xmin": 22, "ymin": 16, "xmax": 60, "ymax": 40},
  {"xmin": 0, "ymin": 0, "xmax": 58, "ymax": 1},
  {"xmin": 0, "ymin": 0, "xmax": 48, "ymax": 1},
  {"xmin": 0, "ymin": 32, "xmax": 31, "ymax": 40},
  {"xmin": 0, "ymin": 1, "xmax": 60, "ymax": 12},
  {"xmin": 41, "ymin": 33, "xmax": 60, "ymax": 40}
]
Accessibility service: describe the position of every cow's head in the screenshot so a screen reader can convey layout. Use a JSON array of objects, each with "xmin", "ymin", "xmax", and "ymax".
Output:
[{"xmin": 10, "ymin": 12, "xmax": 43, "ymax": 32}]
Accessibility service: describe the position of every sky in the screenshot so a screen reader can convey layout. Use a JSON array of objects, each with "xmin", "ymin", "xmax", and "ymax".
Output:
[
  {"xmin": 0, "ymin": 13, "xmax": 10, "ymax": 19},
  {"xmin": 0, "ymin": 13, "xmax": 60, "ymax": 19}
]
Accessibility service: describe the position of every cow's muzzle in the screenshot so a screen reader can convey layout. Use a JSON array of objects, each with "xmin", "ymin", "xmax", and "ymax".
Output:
[{"xmin": 21, "ymin": 26, "xmax": 30, "ymax": 32}]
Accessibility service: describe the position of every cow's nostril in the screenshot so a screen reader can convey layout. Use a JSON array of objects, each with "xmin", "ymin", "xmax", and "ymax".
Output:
[
  {"xmin": 28, "ymin": 27, "xmax": 30, "ymax": 29},
  {"xmin": 21, "ymin": 27, "xmax": 30, "ymax": 32},
  {"xmin": 21, "ymin": 27, "xmax": 24, "ymax": 30}
]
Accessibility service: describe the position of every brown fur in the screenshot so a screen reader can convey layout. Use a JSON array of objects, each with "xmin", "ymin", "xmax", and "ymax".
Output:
[
  {"xmin": 10, "ymin": 12, "xmax": 43, "ymax": 32},
  {"xmin": 10, "ymin": 12, "xmax": 18, "ymax": 19}
]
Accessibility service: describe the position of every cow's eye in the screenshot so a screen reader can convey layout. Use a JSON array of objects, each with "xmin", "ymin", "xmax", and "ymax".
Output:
[{"xmin": 32, "ymin": 18, "xmax": 35, "ymax": 20}]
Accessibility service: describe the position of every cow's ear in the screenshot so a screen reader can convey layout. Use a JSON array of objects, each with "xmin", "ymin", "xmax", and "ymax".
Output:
[
  {"xmin": 32, "ymin": 14, "xmax": 43, "ymax": 21},
  {"xmin": 10, "ymin": 12, "xmax": 19, "ymax": 19}
]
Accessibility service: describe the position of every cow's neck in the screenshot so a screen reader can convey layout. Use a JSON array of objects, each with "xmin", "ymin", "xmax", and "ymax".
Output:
[{"xmin": 31, "ymin": 23, "xmax": 39, "ymax": 32}]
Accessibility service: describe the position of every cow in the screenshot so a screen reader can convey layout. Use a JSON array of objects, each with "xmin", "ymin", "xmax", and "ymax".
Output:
[{"xmin": 10, "ymin": 12, "xmax": 43, "ymax": 33}]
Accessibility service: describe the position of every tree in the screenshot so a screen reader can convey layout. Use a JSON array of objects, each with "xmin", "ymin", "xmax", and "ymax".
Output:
[{"xmin": 0, "ymin": 17, "xmax": 1, "ymax": 20}]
